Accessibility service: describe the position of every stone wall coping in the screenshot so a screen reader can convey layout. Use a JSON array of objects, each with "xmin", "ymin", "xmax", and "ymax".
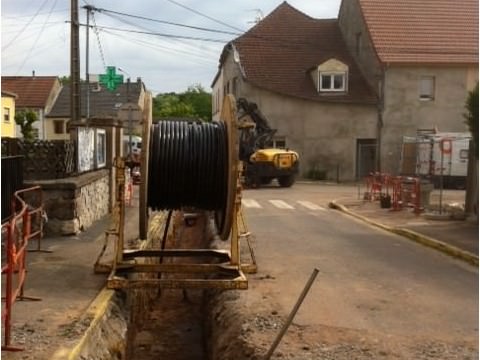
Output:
[{"xmin": 25, "ymin": 169, "xmax": 110, "ymax": 190}]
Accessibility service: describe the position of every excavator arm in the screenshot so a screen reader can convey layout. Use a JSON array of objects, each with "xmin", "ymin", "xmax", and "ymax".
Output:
[{"xmin": 236, "ymin": 98, "xmax": 277, "ymax": 162}]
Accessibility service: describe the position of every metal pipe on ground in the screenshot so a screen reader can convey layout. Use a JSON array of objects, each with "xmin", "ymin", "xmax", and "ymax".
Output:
[{"xmin": 264, "ymin": 268, "xmax": 319, "ymax": 360}]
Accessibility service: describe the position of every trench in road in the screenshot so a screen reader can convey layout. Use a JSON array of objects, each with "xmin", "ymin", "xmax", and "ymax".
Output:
[
  {"xmin": 131, "ymin": 289, "xmax": 208, "ymax": 360},
  {"xmin": 127, "ymin": 211, "xmax": 210, "ymax": 360}
]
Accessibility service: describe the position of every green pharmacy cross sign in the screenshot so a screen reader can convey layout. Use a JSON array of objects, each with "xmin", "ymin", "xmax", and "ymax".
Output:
[{"xmin": 99, "ymin": 66, "xmax": 124, "ymax": 91}]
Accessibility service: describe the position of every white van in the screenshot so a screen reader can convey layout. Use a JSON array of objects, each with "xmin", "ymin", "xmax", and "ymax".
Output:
[{"xmin": 403, "ymin": 132, "xmax": 471, "ymax": 189}]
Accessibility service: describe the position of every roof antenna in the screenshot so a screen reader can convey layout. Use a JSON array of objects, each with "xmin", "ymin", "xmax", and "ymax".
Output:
[{"xmin": 247, "ymin": 9, "xmax": 264, "ymax": 24}]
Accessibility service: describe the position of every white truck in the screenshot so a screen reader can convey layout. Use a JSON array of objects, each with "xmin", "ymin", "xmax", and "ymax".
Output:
[{"xmin": 402, "ymin": 132, "xmax": 471, "ymax": 189}]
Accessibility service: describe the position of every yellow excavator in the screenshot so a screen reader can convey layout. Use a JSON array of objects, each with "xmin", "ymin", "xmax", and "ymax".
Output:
[{"xmin": 237, "ymin": 98, "xmax": 299, "ymax": 188}]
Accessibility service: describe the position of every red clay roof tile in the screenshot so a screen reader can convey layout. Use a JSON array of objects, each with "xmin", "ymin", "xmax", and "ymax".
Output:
[
  {"xmin": 231, "ymin": 2, "xmax": 377, "ymax": 104},
  {"xmin": 1, "ymin": 76, "xmax": 59, "ymax": 108},
  {"xmin": 358, "ymin": 0, "xmax": 478, "ymax": 64}
]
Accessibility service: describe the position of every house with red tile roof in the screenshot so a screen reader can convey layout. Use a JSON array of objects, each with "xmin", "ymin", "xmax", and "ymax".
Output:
[
  {"xmin": 213, "ymin": 2, "xmax": 379, "ymax": 181},
  {"xmin": 338, "ymin": 0, "xmax": 478, "ymax": 174},
  {"xmin": 213, "ymin": 0, "xmax": 478, "ymax": 180},
  {"xmin": 1, "ymin": 75, "xmax": 62, "ymax": 140}
]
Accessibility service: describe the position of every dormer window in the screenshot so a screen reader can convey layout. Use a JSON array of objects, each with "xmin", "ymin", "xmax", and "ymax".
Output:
[
  {"xmin": 311, "ymin": 58, "xmax": 349, "ymax": 94},
  {"xmin": 319, "ymin": 72, "xmax": 346, "ymax": 92}
]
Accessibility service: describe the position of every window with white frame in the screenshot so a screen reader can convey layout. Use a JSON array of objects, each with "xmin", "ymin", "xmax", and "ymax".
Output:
[
  {"xmin": 313, "ymin": 58, "xmax": 349, "ymax": 94},
  {"xmin": 96, "ymin": 129, "xmax": 106, "ymax": 168},
  {"xmin": 319, "ymin": 72, "xmax": 347, "ymax": 92},
  {"xmin": 419, "ymin": 76, "xmax": 435, "ymax": 100}
]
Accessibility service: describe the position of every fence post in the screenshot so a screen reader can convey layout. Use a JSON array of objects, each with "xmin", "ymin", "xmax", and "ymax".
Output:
[{"xmin": 3, "ymin": 222, "xmax": 13, "ymax": 350}]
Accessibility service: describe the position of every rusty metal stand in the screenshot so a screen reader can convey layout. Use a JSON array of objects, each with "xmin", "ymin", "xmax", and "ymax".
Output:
[
  {"xmin": 238, "ymin": 205, "xmax": 257, "ymax": 274},
  {"xmin": 96, "ymin": 95, "xmax": 251, "ymax": 290}
]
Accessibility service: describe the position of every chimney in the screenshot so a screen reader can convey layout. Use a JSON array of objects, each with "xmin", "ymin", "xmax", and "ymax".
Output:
[{"xmin": 32, "ymin": 70, "xmax": 35, "ymax": 78}]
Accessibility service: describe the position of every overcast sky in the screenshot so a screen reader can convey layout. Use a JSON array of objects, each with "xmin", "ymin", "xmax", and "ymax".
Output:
[{"xmin": 2, "ymin": 0, "xmax": 341, "ymax": 95}]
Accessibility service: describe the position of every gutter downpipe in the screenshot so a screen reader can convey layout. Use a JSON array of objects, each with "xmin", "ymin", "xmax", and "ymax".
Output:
[{"xmin": 376, "ymin": 64, "xmax": 386, "ymax": 173}]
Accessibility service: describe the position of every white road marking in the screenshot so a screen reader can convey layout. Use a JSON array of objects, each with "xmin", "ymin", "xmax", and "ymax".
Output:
[
  {"xmin": 296, "ymin": 201, "xmax": 326, "ymax": 211},
  {"xmin": 269, "ymin": 200, "xmax": 295, "ymax": 209},
  {"xmin": 242, "ymin": 199, "xmax": 262, "ymax": 208}
]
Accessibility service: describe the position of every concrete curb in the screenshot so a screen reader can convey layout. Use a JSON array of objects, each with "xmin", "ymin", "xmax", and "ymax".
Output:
[
  {"xmin": 329, "ymin": 201, "xmax": 479, "ymax": 267},
  {"xmin": 51, "ymin": 288, "xmax": 125, "ymax": 360}
]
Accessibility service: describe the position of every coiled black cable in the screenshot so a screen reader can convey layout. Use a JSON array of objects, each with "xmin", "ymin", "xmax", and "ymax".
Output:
[{"xmin": 147, "ymin": 120, "xmax": 228, "ymax": 212}]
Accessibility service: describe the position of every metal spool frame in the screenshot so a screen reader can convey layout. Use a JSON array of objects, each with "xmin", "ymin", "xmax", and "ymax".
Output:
[{"xmin": 103, "ymin": 95, "xmax": 252, "ymax": 290}]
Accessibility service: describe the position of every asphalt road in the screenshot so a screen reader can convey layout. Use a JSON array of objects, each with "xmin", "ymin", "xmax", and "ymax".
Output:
[{"xmin": 241, "ymin": 183, "xmax": 478, "ymax": 345}]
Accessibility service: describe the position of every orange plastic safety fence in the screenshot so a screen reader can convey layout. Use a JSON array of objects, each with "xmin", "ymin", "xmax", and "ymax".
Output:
[{"xmin": 1, "ymin": 186, "xmax": 43, "ymax": 351}]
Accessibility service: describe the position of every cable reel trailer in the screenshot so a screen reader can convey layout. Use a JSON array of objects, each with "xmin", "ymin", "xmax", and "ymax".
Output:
[{"xmin": 105, "ymin": 95, "xmax": 254, "ymax": 290}]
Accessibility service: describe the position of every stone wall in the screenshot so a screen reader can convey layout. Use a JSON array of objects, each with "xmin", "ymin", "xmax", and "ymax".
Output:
[{"xmin": 25, "ymin": 169, "xmax": 110, "ymax": 236}]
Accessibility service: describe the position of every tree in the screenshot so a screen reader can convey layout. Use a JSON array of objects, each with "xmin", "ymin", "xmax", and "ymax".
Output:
[
  {"xmin": 179, "ymin": 84, "xmax": 212, "ymax": 121},
  {"xmin": 464, "ymin": 82, "xmax": 478, "ymax": 158},
  {"xmin": 15, "ymin": 109, "xmax": 38, "ymax": 141},
  {"xmin": 59, "ymin": 75, "xmax": 85, "ymax": 85},
  {"xmin": 153, "ymin": 93, "xmax": 195, "ymax": 119},
  {"xmin": 153, "ymin": 84, "xmax": 212, "ymax": 121}
]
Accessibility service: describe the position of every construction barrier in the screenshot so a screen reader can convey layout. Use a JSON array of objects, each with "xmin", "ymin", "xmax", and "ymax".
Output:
[
  {"xmin": 390, "ymin": 176, "xmax": 423, "ymax": 214},
  {"xmin": 365, "ymin": 174, "xmax": 424, "ymax": 214},
  {"xmin": 1, "ymin": 186, "xmax": 43, "ymax": 351},
  {"xmin": 364, "ymin": 172, "xmax": 392, "ymax": 201}
]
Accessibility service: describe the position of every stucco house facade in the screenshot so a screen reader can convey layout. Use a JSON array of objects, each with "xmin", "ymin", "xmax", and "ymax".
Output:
[
  {"xmin": 212, "ymin": 3, "xmax": 378, "ymax": 181},
  {"xmin": 213, "ymin": 1, "xmax": 478, "ymax": 181},
  {"xmin": 1, "ymin": 91, "xmax": 18, "ymax": 138},
  {"xmin": 338, "ymin": 0, "xmax": 479, "ymax": 174},
  {"xmin": 2, "ymin": 75, "xmax": 62, "ymax": 140}
]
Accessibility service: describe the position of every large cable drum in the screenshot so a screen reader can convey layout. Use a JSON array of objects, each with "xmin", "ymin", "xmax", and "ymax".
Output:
[{"xmin": 142, "ymin": 95, "xmax": 238, "ymax": 240}]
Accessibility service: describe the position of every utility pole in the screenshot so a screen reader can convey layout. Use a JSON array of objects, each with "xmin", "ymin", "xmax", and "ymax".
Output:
[
  {"xmin": 84, "ymin": 5, "xmax": 93, "ymax": 121},
  {"xmin": 70, "ymin": 0, "xmax": 81, "ymax": 125}
]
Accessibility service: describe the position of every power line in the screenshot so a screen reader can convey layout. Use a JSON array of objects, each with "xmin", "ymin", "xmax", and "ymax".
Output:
[
  {"xmin": 164, "ymin": 0, "xmax": 245, "ymax": 33},
  {"xmin": 2, "ymin": 0, "xmax": 50, "ymax": 50},
  {"xmin": 85, "ymin": 3, "xmax": 343, "ymax": 54},
  {"xmin": 100, "ymin": 29, "xmax": 217, "ymax": 67},
  {"xmin": 100, "ymin": 11, "xmax": 221, "ymax": 56},
  {"xmin": 15, "ymin": 0, "xmax": 59, "ymax": 74},
  {"xmin": 82, "ymin": 23, "xmax": 229, "ymax": 43},
  {"xmin": 2, "ymin": 22, "xmax": 65, "ymax": 60},
  {"xmin": 3, "ymin": 34, "xmax": 66, "ymax": 69},
  {"xmin": 1, "ymin": 7, "xmax": 68, "ymax": 20},
  {"xmin": 100, "ymin": 27, "xmax": 218, "ymax": 64},
  {"xmin": 1, "ymin": 21, "xmax": 65, "ymax": 34},
  {"xmin": 91, "ymin": 13, "xmax": 107, "ymax": 68},
  {"xmin": 92, "ymin": 6, "xmax": 241, "ymax": 36}
]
